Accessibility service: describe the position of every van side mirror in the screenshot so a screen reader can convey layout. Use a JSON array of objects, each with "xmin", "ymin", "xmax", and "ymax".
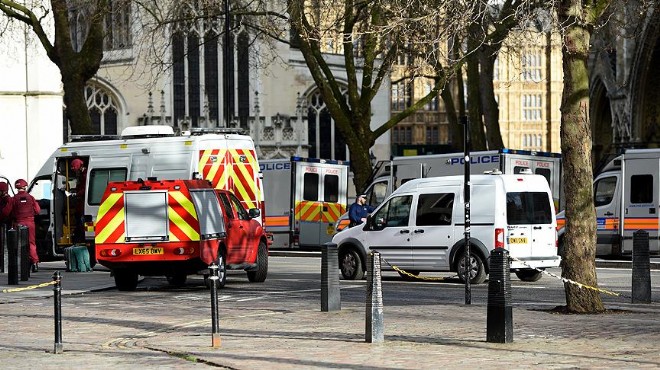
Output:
[{"xmin": 248, "ymin": 208, "xmax": 261, "ymax": 219}]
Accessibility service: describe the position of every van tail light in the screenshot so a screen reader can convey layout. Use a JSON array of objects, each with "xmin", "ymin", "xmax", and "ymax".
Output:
[
  {"xmin": 174, "ymin": 247, "xmax": 195, "ymax": 255},
  {"xmin": 293, "ymin": 227, "xmax": 299, "ymax": 247},
  {"xmin": 100, "ymin": 249, "xmax": 122, "ymax": 257},
  {"xmin": 495, "ymin": 228, "xmax": 505, "ymax": 249}
]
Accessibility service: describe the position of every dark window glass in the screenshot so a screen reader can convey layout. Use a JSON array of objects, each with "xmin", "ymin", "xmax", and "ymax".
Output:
[
  {"xmin": 303, "ymin": 173, "xmax": 319, "ymax": 201},
  {"xmin": 324, "ymin": 175, "xmax": 339, "ymax": 203},
  {"xmin": 238, "ymin": 31, "xmax": 250, "ymax": 128},
  {"xmin": 229, "ymin": 193, "xmax": 249, "ymax": 220},
  {"xmin": 593, "ymin": 176, "xmax": 617, "ymax": 207},
  {"xmin": 506, "ymin": 192, "xmax": 552, "ymax": 225},
  {"xmin": 172, "ymin": 32, "xmax": 185, "ymax": 127},
  {"xmin": 218, "ymin": 192, "xmax": 234, "ymax": 219},
  {"xmin": 88, "ymin": 168, "xmax": 127, "ymax": 205},
  {"xmin": 630, "ymin": 174, "xmax": 653, "ymax": 204},
  {"xmin": 373, "ymin": 195, "xmax": 412, "ymax": 228},
  {"xmin": 187, "ymin": 34, "xmax": 200, "ymax": 127},
  {"xmin": 416, "ymin": 193, "xmax": 454, "ymax": 226},
  {"xmin": 535, "ymin": 168, "xmax": 551, "ymax": 186},
  {"xmin": 204, "ymin": 31, "xmax": 219, "ymax": 124}
]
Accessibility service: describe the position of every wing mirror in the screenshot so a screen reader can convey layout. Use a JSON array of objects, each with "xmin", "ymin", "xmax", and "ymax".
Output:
[{"xmin": 248, "ymin": 208, "xmax": 261, "ymax": 219}]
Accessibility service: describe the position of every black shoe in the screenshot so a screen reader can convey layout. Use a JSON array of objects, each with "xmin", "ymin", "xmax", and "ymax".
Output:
[{"xmin": 31, "ymin": 263, "xmax": 38, "ymax": 273}]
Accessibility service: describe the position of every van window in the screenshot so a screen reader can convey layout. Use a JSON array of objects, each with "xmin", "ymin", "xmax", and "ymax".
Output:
[
  {"xmin": 303, "ymin": 173, "xmax": 319, "ymax": 201},
  {"xmin": 416, "ymin": 193, "xmax": 454, "ymax": 226},
  {"xmin": 367, "ymin": 181, "xmax": 388, "ymax": 206},
  {"xmin": 506, "ymin": 192, "xmax": 552, "ymax": 225},
  {"xmin": 630, "ymin": 174, "xmax": 653, "ymax": 204},
  {"xmin": 373, "ymin": 195, "xmax": 412, "ymax": 228},
  {"xmin": 535, "ymin": 168, "xmax": 551, "ymax": 186},
  {"xmin": 324, "ymin": 174, "xmax": 339, "ymax": 203},
  {"xmin": 217, "ymin": 192, "xmax": 234, "ymax": 219},
  {"xmin": 593, "ymin": 176, "xmax": 617, "ymax": 206},
  {"xmin": 88, "ymin": 168, "xmax": 128, "ymax": 205},
  {"xmin": 229, "ymin": 192, "xmax": 250, "ymax": 220}
]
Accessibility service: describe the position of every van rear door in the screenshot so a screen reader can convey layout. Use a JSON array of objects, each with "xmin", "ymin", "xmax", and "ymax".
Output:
[
  {"xmin": 505, "ymin": 191, "xmax": 556, "ymax": 259},
  {"xmin": 622, "ymin": 156, "xmax": 659, "ymax": 254}
]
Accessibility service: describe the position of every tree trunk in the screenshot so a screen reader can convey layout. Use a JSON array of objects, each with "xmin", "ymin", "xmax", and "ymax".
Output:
[
  {"xmin": 559, "ymin": 3, "xmax": 605, "ymax": 313},
  {"xmin": 62, "ymin": 74, "xmax": 93, "ymax": 135},
  {"xmin": 466, "ymin": 52, "xmax": 487, "ymax": 150},
  {"xmin": 479, "ymin": 50, "xmax": 504, "ymax": 149}
]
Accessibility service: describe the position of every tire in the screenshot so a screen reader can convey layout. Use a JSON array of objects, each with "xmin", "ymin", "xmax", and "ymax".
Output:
[
  {"xmin": 456, "ymin": 251, "xmax": 487, "ymax": 284},
  {"xmin": 247, "ymin": 241, "xmax": 268, "ymax": 283},
  {"xmin": 339, "ymin": 248, "xmax": 364, "ymax": 280},
  {"xmin": 166, "ymin": 273, "xmax": 187, "ymax": 286},
  {"xmin": 515, "ymin": 268, "xmax": 543, "ymax": 282},
  {"xmin": 87, "ymin": 243, "xmax": 97, "ymax": 268},
  {"xmin": 114, "ymin": 270, "xmax": 138, "ymax": 291}
]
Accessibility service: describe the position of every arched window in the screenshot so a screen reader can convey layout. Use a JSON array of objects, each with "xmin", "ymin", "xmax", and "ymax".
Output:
[
  {"xmin": 307, "ymin": 90, "xmax": 348, "ymax": 160},
  {"xmin": 85, "ymin": 84, "xmax": 118, "ymax": 135}
]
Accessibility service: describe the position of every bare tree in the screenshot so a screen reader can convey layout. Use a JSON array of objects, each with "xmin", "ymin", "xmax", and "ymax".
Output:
[{"xmin": 0, "ymin": 0, "xmax": 112, "ymax": 134}]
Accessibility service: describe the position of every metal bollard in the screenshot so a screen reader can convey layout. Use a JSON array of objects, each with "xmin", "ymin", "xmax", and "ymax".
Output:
[
  {"xmin": 365, "ymin": 251, "xmax": 384, "ymax": 343},
  {"xmin": 487, "ymin": 248, "xmax": 513, "ymax": 343},
  {"xmin": 7, "ymin": 228, "xmax": 18, "ymax": 285},
  {"xmin": 209, "ymin": 263, "xmax": 222, "ymax": 348},
  {"xmin": 19, "ymin": 226, "xmax": 30, "ymax": 281},
  {"xmin": 321, "ymin": 242, "xmax": 341, "ymax": 311},
  {"xmin": 53, "ymin": 271, "xmax": 63, "ymax": 354},
  {"xmin": 632, "ymin": 230, "xmax": 651, "ymax": 304}
]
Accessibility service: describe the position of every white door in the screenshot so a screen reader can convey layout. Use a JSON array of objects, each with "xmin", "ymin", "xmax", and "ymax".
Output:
[
  {"xmin": 593, "ymin": 174, "xmax": 621, "ymax": 255},
  {"xmin": 410, "ymin": 190, "xmax": 458, "ymax": 271},
  {"xmin": 365, "ymin": 194, "xmax": 414, "ymax": 269},
  {"xmin": 622, "ymin": 158, "xmax": 659, "ymax": 254}
]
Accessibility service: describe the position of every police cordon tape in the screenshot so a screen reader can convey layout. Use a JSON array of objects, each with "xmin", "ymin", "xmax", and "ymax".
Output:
[
  {"xmin": 507, "ymin": 255, "xmax": 624, "ymax": 298},
  {"xmin": 382, "ymin": 254, "xmax": 628, "ymax": 298},
  {"xmin": 1, "ymin": 280, "xmax": 57, "ymax": 293},
  {"xmin": 380, "ymin": 257, "xmax": 459, "ymax": 281}
]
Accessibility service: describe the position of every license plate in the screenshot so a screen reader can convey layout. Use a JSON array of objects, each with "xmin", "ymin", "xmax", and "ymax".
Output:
[
  {"xmin": 508, "ymin": 237, "xmax": 528, "ymax": 244},
  {"xmin": 133, "ymin": 247, "xmax": 164, "ymax": 255}
]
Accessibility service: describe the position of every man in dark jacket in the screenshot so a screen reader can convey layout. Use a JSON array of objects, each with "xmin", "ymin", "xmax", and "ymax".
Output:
[
  {"xmin": 6, "ymin": 179, "xmax": 41, "ymax": 272},
  {"xmin": 348, "ymin": 194, "xmax": 375, "ymax": 228},
  {"xmin": 0, "ymin": 181, "xmax": 11, "ymax": 227}
]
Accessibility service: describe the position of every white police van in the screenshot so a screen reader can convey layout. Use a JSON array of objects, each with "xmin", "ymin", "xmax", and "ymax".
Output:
[{"xmin": 332, "ymin": 172, "xmax": 560, "ymax": 283}]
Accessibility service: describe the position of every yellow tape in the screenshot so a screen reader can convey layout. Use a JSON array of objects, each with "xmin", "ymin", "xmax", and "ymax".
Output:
[
  {"xmin": 381, "ymin": 257, "xmax": 457, "ymax": 281},
  {"xmin": 508, "ymin": 255, "xmax": 621, "ymax": 297},
  {"xmin": 1, "ymin": 280, "xmax": 58, "ymax": 293}
]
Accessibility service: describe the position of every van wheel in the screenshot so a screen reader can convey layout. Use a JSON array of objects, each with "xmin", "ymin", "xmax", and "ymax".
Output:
[
  {"xmin": 247, "ymin": 242, "xmax": 268, "ymax": 283},
  {"xmin": 114, "ymin": 270, "xmax": 138, "ymax": 291},
  {"xmin": 515, "ymin": 269, "xmax": 543, "ymax": 282},
  {"xmin": 87, "ymin": 243, "xmax": 97, "ymax": 268},
  {"xmin": 166, "ymin": 273, "xmax": 187, "ymax": 286},
  {"xmin": 339, "ymin": 249, "xmax": 364, "ymax": 280},
  {"xmin": 456, "ymin": 252, "xmax": 487, "ymax": 284}
]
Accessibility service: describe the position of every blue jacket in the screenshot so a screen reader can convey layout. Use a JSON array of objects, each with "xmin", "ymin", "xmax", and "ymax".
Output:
[{"xmin": 348, "ymin": 202, "xmax": 375, "ymax": 227}]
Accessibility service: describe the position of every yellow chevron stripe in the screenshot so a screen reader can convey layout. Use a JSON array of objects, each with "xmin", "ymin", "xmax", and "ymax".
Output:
[
  {"xmin": 169, "ymin": 191, "xmax": 198, "ymax": 220},
  {"xmin": 199, "ymin": 150, "xmax": 212, "ymax": 174},
  {"xmin": 95, "ymin": 210, "xmax": 126, "ymax": 244},
  {"xmin": 168, "ymin": 205, "xmax": 200, "ymax": 241},
  {"xmin": 230, "ymin": 172, "xmax": 256, "ymax": 209},
  {"xmin": 97, "ymin": 193, "xmax": 122, "ymax": 220}
]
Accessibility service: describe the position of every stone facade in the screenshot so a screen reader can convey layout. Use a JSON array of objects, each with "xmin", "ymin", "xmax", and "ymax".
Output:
[{"xmin": 589, "ymin": 2, "xmax": 660, "ymax": 168}]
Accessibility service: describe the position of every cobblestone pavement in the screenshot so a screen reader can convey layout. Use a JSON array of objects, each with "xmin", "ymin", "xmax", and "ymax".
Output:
[{"xmin": 0, "ymin": 261, "xmax": 658, "ymax": 369}]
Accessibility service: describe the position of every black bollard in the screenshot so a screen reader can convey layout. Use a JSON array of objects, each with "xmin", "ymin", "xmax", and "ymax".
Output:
[
  {"xmin": 321, "ymin": 242, "xmax": 341, "ymax": 311},
  {"xmin": 487, "ymin": 248, "xmax": 513, "ymax": 343},
  {"xmin": 7, "ymin": 228, "xmax": 18, "ymax": 285},
  {"xmin": 209, "ymin": 263, "xmax": 221, "ymax": 348},
  {"xmin": 53, "ymin": 271, "xmax": 63, "ymax": 354},
  {"xmin": 632, "ymin": 230, "xmax": 651, "ymax": 304},
  {"xmin": 365, "ymin": 251, "xmax": 384, "ymax": 343},
  {"xmin": 19, "ymin": 226, "xmax": 30, "ymax": 281},
  {"xmin": 1, "ymin": 224, "xmax": 6, "ymax": 273}
]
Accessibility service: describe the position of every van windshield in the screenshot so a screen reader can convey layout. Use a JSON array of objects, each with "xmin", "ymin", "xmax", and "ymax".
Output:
[{"xmin": 506, "ymin": 192, "xmax": 552, "ymax": 225}]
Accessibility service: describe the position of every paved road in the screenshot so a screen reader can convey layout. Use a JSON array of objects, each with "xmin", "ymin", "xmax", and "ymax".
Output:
[{"xmin": 0, "ymin": 257, "xmax": 658, "ymax": 369}]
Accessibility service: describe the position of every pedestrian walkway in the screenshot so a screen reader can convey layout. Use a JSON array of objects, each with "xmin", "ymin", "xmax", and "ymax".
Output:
[
  {"xmin": 0, "ymin": 259, "xmax": 658, "ymax": 369},
  {"xmin": 0, "ymin": 261, "xmax": 114, "ymax": 303}
]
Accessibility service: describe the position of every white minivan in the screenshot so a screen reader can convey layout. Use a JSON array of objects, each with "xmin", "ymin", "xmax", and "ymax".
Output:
[{"xmin": 332, "ymin": 173, "xmax": 561, "ymax": 283}]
